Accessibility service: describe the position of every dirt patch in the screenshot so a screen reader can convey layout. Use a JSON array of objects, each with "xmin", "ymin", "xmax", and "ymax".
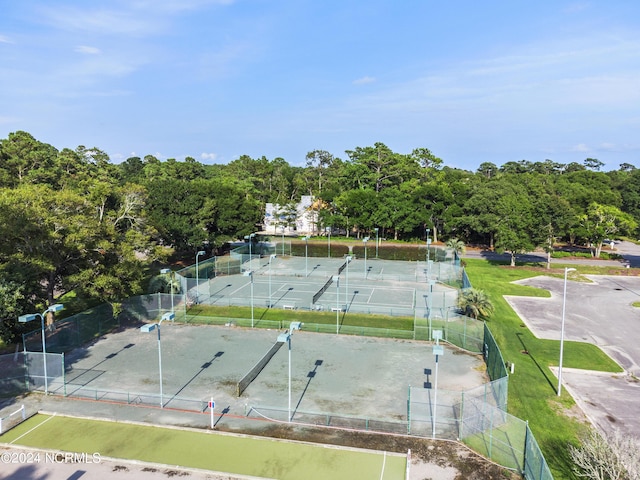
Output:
[{"xmin": 218, "ymin": 423, "xmax": 520, "ymax": 480}]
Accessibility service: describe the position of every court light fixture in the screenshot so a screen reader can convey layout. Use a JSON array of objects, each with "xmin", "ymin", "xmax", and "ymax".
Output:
[
  {"xmin": 557, "ymin": 267, "xmax": 576, "ymax": 397},
  {"xmin": 432, "ymin": 329, "xmax": 443, "ymax": 438},
  {"xmin": 140, "ymin": 311, "xmax": 175, "ymax": 408},
  {"xmin": 278, "ymin": 322, "xmax": 302, "ymax": 422},
  {"xmin": 18, "ymin": 303, "xmax": 64, "ymax": 395},
  {"xmin": 195, "ymin": 250, "xmax": 206, "ymax": 304}
]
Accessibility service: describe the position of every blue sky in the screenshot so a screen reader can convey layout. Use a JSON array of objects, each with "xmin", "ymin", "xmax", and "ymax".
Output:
[{"xmin": 1, "ymin": 1, "xmax": 639, "ymax": 171}]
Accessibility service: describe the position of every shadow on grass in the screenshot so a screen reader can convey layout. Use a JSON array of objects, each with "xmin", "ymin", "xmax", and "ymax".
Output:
[
  {"xmin": 542, "ymin": 436, "xmax": 581, "ymax": 480},
  {"xmin": 515, "ymin": 332, "xmax": 558, "ymax": 394}
]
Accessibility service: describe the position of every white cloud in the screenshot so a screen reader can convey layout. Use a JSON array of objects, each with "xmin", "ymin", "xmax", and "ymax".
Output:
[
  {"xmin": 353, "ymin": 76, "xmax": 376, "ymax": 85},
  {"xmin": 571, "ymin": 143, "xmax": 591, "ymax": 152},
  {"xmin": 200, "ymin": 152, "xmax": 218, "ymax": 161},
  {"xmin": 0, "ymin": 115, "xmax": 20, "ymax": 125},
  {"xmin": 130, "ymin": 0, "xmax": 235, "ymax": 14},
  {"xmin": 75, "ymin": 45, "xmax": 101, "ymax": 55},
  {"xmin": 563, "ymin": 2, "xmax": 592, "ymax": 14},
  {"xmin": 0, "ymin": 35, "xmax": 13, "ymax": 44},
  {"xmin": 38, "ymin": 6, "xmax": 164, "ymax": 36},
  {"xmin": 600, "ymin": 143, "xmax": 617, "ymax": 151}
]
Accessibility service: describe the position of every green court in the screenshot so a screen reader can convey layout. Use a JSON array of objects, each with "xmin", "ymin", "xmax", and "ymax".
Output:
[{"xmin": 1, "ymin": 414, "xmax": 407, "ymax": 480}]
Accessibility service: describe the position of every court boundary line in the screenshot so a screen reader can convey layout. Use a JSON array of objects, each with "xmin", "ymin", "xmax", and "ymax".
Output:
[
  {"xmin": 9, "ymin": 412, "xmax": 56, "ymax": 445},
  {"xmin": 379, "ymin": 450, "xmax": 387, "ymax": 480}
]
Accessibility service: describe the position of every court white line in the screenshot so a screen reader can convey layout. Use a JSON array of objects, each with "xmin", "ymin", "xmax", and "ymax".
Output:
[
  {"xmin": 10, "ymin": 413, "xmax": 56, "ymax": 445},
  {"xmin": 379, "ymin": 450, "xmax": 387, "ymax": 480}
]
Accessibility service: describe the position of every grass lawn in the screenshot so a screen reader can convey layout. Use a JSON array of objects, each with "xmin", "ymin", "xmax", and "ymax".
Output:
[
  {"xmin": 463, "ymin": 259, "xmax": 622, "ymax": 479},
  {"xmin": 187, "ymin": 304, "xmax": 416, "ymax": 331}
]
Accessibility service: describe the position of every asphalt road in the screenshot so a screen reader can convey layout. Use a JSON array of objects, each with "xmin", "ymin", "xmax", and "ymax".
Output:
[{"xmin": 464, "ymin": 240, "xmax": 640, "ymax": 267}]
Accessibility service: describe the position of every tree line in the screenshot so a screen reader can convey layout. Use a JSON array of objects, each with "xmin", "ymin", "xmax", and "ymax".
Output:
[{"xmin": 0, "ymin": 130, "xmax": 638, "ymax": 342}]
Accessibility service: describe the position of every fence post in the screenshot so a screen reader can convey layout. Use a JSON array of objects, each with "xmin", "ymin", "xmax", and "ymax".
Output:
[
  {"xmin": 22, "ymin": 351, "xmax": 29, "ymax": 392},
  {"xmin": 62, "ymin": 353, "xmax": 66, "ymax": 396},
  {"xmin": 459, "ymin": 391, "xmax": 464, "ymax": 439},
  {"xmin": 523, "ymin": 420, "xmax": 530, "ymax": 478},
  {"xmin": 407, "ymin": 385, "xmax": 411, "ymax": 435},
  {"xmin": 488, "ymin": 403, "xmax": 494, "ymax": 460},
  {"xmin": 463, "ymin": 315, "xmax": 467, "ymax": 350}
]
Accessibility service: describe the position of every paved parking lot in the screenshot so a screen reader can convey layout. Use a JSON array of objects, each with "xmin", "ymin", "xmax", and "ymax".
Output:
[{"xmin": 505, "ymin": 273, "xmax": 640, "ymax": 438}]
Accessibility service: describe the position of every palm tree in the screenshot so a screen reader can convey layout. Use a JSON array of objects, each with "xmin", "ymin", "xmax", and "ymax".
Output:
[
  {"xmin": 446, "ymin": 238, "xmax": 466, "ymax": 257},
  {"xmin": 458, "ymin": 288, "xmax": 494, "ymax": 320},
  {"xmin": 149, "ymin": 273, "xmax": 182, "ymax": 294}
]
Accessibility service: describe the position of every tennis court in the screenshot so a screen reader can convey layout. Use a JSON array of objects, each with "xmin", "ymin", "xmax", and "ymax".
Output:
[
  {"xmin": 30, "ymin": 321, "xmax": 488, "ymax": 439},
  {"xmin": 200, "ymin": 256, "xmax": 458, "ymax": 318},
  {"xmin": 1, "ymin": 413, "xmax": 407, "ymax": 480}
]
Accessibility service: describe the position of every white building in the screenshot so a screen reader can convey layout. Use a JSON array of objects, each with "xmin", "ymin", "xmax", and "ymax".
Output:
[{"xmin": 264, "ymin": 195, "xmax": 316, "ymax": 235}]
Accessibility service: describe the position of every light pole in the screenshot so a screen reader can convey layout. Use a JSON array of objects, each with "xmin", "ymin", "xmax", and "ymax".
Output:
[
  {"xmin": 195, "ymin": 250, "xmax": 205, "ymax": 304},
  {"xmin": 244, "ymin": 270, "xmax": 254, "ymax": 327},
  {"xmin": 558, "ymin": 267, "xmax": 576, "ymax": 396},
  {"xmin": 302, "ymin": 236, "xmax": 309, "ymax": 276},
  {"xmin": 425, "ymin": 228, "xmax": 431, "ymax": 262},
  {"xmin": 345, "ymin": 255, "xmax": 352, "ymax": 311},
  {"xmin": 374, "ymin": 228, "xmax": 379, "ymax": 258},
  {"xmin": 426, "ymin": 228, "xmax": 432, "ymax": 278},
  {"xmin": 432, "ymin": 330, "xmax": 444, "ymax": 438},
  {"xmin": 160, "ymin": 268, "xmax": 174, "ymax": 315},
  {"xmin": 428, "ymin": 280, "xmax": 436, "ymax": 339},
  {"xmin": 140, "ymin": 312, "xmax": 175, "ymax": 408},
  {"xmin": 18, "ymin": 303, "xmax": 64, "ymax": 395},
  {"xmin": 278, "ymin": 322, "xmax": 302, "ymax": 422},
  {"xmin": 268, "ymin": 254, "xmax": 277, "ymax": 308},
  {"xmin": 333, "ymin": 276, "xmax": 340, "ymax": 334},
  {"xmin": 244, "ymin": 233, "xmax": 256, "ymax": 270},
  {"xmin": 327, "ymin": 227, "xmax": 331, "ymax": 258},
  {"xmin": 363, "ymin": 236, "xmax": 370, "ymax": 278},
  {"xmin": 280, "ymin": 226, "xmax": 285, "ymax": 256}
]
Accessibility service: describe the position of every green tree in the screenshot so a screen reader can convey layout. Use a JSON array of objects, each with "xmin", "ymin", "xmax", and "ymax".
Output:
[
  {"xmin": 304, "ymin": 149, "xmax": 337, "ymax": 195},
  {"xmin": 0, "ymin": 279, "xmax": 30, "ymax": 345},
  {"xmin": 494, "ymin": 189, "xmax": 540, "ymax": 266},
  {"xmin": 499, "ymin": 160, "xmax": 532, "ymax": 174},
  {"xmin": 0, "ymin": 184, "xmax": 101, "ymax": 305},
  {"xmin": 445, "ymin": 238, "xmax": 466, "ymax": 257},
  {"xmin": 376, "ymin": 184, "xmax": 422, "ymax": 240},
  {"xmin": 580, "ymin": 203, "xmax": 637, "ymax": 257},
  {"xmin": 334, "ymin": 188, "xmax": 379, "ymax": 237},
  {"xmin": 145, "ymin": 178, "xmax": 215, "ymax": 252},
  {"xmin": 458, "ymin": 288, "xmax": 494, "ymax": 320},
  {"xmin": 345, "ymin": 142, "xmax": 417, "ymax": 193},
  {"xmin": 0, "ymin": 131, "xmax": 58, "ymax": 186},
  {"xmin": 477, "ymin": 162, "xmax": 498, "ymax": 179},
  {"xmin": 584, "ymin": 158, "xmax": 605, "ymax": 171}
]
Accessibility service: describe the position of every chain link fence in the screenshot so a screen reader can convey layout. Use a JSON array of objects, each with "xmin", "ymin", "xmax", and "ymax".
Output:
[
  {"xmin": 22, "ymin": 303, "xmax": 116, "ymax": 353},
  {"xmin": 0, "ymin": 352, "xmax": 65, "ymax": 397},
  {"xmin": 22, "ymin": 294, "xmax": 187, "ymax": 355}
]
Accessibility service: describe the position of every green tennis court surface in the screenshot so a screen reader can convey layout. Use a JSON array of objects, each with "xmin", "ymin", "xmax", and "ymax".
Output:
[{"xmin": 1, "ymin": 414, "xmax": 407, "ymax": 480}]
